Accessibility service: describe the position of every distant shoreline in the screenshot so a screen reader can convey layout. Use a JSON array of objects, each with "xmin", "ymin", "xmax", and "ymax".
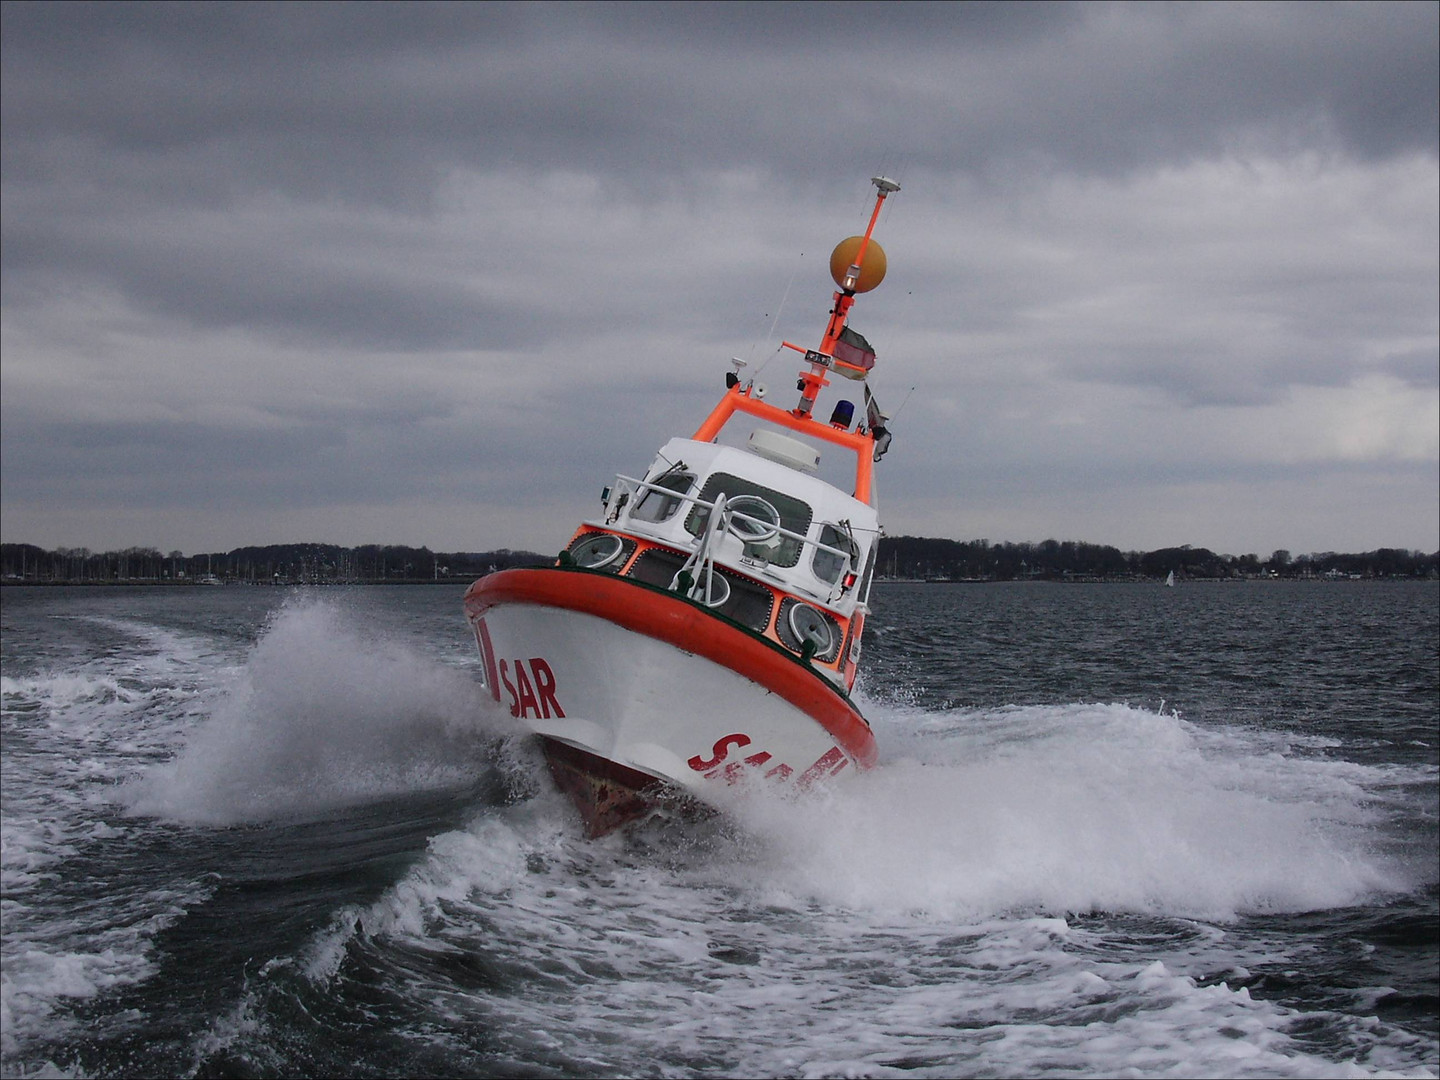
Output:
[
  {"xmin": 3, "ymin": 576, "xmax": 1434, "ymax": 589},
  {"xmin": 3, "ymin": 539, "xmax": 1435, "ymax": 586},
  {"xmin": 0, "ymin": 578, "xmax": 474, "ymax": 588}
]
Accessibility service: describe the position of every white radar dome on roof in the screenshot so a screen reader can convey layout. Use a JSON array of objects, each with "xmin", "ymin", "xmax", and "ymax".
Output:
[{"xmin": 746, "ymin": 429, "xmax": 820, "ymax": 472}]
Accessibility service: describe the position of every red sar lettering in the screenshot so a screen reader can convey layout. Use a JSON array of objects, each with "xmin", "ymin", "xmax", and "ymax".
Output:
[
  {"xmin": 474, "ymin": 618, "xmax": 501, "ymax": 702},
  {"xmin": 687, "ymin": 733, "xmax": 751, "ymax": 772},
  {"xmin": 688, "ymin": 736, "xmax": 845, "ymax": 787},
  {"xmin": 796, "ymin": 747, "xmax": 848, "ymax": 790},
  {"xmin": 496, "ymin": 656, "xmax": 566, "ymax": 720}
]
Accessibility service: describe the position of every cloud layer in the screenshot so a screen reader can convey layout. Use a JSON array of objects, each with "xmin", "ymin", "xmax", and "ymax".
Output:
[{"xmin": 3, "ymin": 2, "xmax": 1436, "ymax": 555}]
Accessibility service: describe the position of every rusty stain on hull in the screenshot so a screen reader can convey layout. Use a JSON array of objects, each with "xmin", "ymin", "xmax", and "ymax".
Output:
[{"xmin": 538, "ymin": 736, "xmax": 689, "ymax": 838}]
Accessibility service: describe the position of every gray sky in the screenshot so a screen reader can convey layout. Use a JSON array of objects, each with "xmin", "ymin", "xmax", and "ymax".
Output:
[{"xmin": 3, "ymin": 1, "xmax": 1436, "ymax": 557}]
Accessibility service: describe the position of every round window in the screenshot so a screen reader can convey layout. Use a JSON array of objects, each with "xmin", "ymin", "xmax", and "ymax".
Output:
[
  {"xmin": 724, "ymin": 494, "xmax": 781, "ymax": 542},
  {"xmin": 693, "ymin": 572, "xmax": 731, "ymax": 608},
  {"xmin": 571, "ymin": 533, "xmax": 624, "ymax": 569},
  {"xmin": 787, "ymin": 603, "xmax": 833, "ymax": 654}
]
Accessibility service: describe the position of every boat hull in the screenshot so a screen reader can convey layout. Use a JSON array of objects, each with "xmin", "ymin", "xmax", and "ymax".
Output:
[{"xmin": 464, "ymin": 568, "xmax": 875, "ymax": 836}]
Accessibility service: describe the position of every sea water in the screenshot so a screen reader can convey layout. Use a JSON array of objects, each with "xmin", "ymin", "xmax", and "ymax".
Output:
[{"xmin": 1, "ymin": 581, "xmax": 1435, "ymax": 1078}]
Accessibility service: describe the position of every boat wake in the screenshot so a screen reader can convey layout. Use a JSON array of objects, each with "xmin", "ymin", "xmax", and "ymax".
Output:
[{"xmin": 236, "ymin": 692, "xmax": 1431, "ymax": 1079}]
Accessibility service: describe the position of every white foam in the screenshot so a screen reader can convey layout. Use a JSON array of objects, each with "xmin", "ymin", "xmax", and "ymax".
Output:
[
  {"xmin": 716, "ymin": 701, "xmax": 1418, "ymax": 922},
  {"xmin": 1, "ymin": 618, "xmax": 228, "ymax": 1071},
  {"xmin": 122, "ymin": 599, "xmax": 518, "ymax": 824},
  {"xmin": 0, "ymin": 891, "xmax": 198, "ymax": 1063},
  {"xmin": 293, "ymin": 785, "xmax": 1435, "ymax": 1080}
]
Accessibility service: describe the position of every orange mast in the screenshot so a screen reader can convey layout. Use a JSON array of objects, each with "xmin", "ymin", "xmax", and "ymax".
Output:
[
  {"xmin": 693, "ymin": 176, "xmax": 900, "ymax": 506},
  {"xmin": 787, "ymin": 176, "xmax": 900, "ymax": 420}
]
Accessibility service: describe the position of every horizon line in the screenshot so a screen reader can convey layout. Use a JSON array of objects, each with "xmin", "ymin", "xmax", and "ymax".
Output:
[{"xmin": 3, "ymin": 537, "xmax": 1437, "ymax": 559}]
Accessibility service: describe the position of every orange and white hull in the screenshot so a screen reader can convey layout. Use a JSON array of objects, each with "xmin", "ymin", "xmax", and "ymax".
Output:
[{"xmin": 464, "ymin": 567, "xmax": 877, "ymax": 837}]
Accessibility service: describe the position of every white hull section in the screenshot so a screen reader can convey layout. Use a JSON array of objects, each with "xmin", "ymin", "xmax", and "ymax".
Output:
[{"xmin": 472, "ymin": 604, "xmax": 857, "ymax": 798}]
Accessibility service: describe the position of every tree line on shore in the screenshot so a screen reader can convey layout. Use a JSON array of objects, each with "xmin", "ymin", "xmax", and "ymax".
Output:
[
  {"xmin": 2, "ymin": 538, "xmax": 1435, "ymax": 585},
  {"xmin": 876, "ymin": 537, "xmax": 1437, "ymax": 581},
  {"xmin": 0, "ymin": 543, "xmax": 547, "ymax": 585}
]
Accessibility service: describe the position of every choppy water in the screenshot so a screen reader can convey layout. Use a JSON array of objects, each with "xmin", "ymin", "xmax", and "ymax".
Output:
[{"xmin": 1, "ymin": 581, "xmax": 1435, "ymax": 1078}]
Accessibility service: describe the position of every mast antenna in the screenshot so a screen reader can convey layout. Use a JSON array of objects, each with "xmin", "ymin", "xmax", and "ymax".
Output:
[{"xmin": 786, "ymin": 177, "xmax": 901, "ymax": 419}]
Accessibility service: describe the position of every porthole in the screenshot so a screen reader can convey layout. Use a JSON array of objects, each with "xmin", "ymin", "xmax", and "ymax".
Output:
[
  {"xmin": 570, "ymin": 532, "xmax": 625, "ymax": 569},
  {"xmin": 788, "ymin": 603, "xmax": 833, "ymax": 654},
  {"xmin": 690, "ymin": 572, "xmax": 731, "ymax": 608},
  {"xmin": 724, "ymin": 494, "xmax": 781, "ymax": 542},
  {"xmin": 776, "ymin": 597, "xmax": 841, "ymax": 663}
]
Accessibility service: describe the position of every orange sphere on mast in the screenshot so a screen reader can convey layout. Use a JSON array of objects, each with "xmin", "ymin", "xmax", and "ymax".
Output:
[{"xmin": 829, "ymin": 236, "xmax": 887, "ymax": 293}]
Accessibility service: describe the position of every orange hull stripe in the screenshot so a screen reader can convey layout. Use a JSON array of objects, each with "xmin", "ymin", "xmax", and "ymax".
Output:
[{"xmin": 465, "ymin": 568, "xmax": 878, "ymax": 768}]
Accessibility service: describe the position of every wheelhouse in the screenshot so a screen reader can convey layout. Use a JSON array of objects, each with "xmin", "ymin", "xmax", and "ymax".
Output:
[{"xmin": 562, "ymin": 406, "xmax": 881, "ymax": 690}]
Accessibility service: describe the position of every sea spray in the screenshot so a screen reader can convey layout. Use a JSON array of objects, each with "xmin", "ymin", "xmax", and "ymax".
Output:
[
  {"xmin": 711, "ymin": 700, "xmax": 1416, "ymax": 921},
  {"xmin": 123, "ymin": 598, "xmax": 519, "ymax": 825}
]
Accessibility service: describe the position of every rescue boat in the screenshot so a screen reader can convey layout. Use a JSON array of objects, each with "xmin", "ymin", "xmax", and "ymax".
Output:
[{"xmin": 464, "ymin": 177, "xmax": 902, "ymax": 837}]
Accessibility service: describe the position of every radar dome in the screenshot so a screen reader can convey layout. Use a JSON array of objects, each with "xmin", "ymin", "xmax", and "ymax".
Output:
[{"xmin": 829, "ymin": 236, "xmax": 887, "ymax": 293}]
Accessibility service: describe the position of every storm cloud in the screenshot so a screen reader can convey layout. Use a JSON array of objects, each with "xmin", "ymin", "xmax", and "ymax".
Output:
[{"xmin": 3, "ymin": 1, "xmax": 1436, "ymax": 555}]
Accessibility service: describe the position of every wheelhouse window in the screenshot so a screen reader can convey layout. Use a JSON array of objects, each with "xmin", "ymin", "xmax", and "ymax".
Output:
[
  {"xmin": 631, "ymin": 470, "xmax": 694, "ymax": 523},
  {"xmin": 858, "ymin": 538, "xmax": 878, "ymax": 602},
  {"xmin": 685, "ymin": 472, "xmax": 813, "ymax": 568},
  {"xmin": 812, "ymin": 524, "xmax": 859, "ymax": 585}
]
